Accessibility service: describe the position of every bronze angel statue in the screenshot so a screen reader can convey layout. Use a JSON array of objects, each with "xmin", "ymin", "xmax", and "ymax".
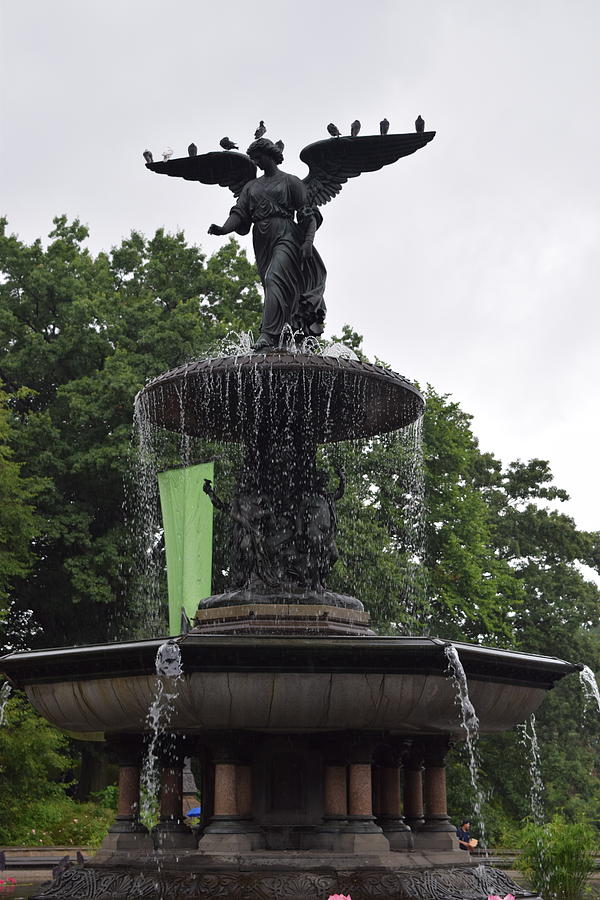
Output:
[{"xmin": 145, "ymin": 129, "xmax": 435, "ymax": 350}]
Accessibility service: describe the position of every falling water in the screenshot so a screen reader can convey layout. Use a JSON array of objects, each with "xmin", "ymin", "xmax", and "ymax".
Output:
[
  {"xmin": 518, "ymin": 713, "xmax": 544, "ymax": 824},
  {"xmin": 130, "ymin": 392, "xmax": 166, "ymax": 638},
  {"xmin": 579, "ymin": 664, "xmax": 600, "ymax": 714},
  {"xmin": 0, "ymin": 682, "xmax": 12, "ymax": 725},
  {"xmin": 444, "ymin": 643, "xmax": 487, "ymax": 850},
  {"xmin": 399, "ymin": 417, "xmax": 427, "ymax": 631},
  {"xmin": 139, "ymin": 640, "xmax": 184, "ymax": 829}
]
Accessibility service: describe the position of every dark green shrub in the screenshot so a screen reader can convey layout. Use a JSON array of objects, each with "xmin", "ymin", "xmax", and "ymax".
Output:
[{"xmin": 517, "ymin": 818, "xmax": 597, "ymax": 900}]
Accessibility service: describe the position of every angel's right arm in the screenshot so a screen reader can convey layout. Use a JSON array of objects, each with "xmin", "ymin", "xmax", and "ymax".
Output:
[
  {"xmin": 209, "ymin": 211, "xmax": 245, "ymax": 236},
  {"xmin": 209, "ymin": 184, "xmax": 252, "ymax": 236}
]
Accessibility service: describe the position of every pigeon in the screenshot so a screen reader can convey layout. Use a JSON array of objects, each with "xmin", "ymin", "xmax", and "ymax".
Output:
[
  {"xmin": 415, "ymin": 115, "xmax": 425, "ymax": 133},
  {"xmin": 350, "ymin": 119, "xmax": 361, "ymax": 137},
  {"xmin": 52, "ymin": 855, "xmax": 71, "ymax": 880},
  {"xmin": 188, "ymin": 143, "xmax": 197, "ymax": 157},
  {"xmin": 142, "ymin": 150, "xmax": 153, "ymax": 164},
  {"xmin": 162, "ymin": 147, "xmax": 173, "ymax": 161},
  {"xmin": 254, "ymin": 120, "xmax": 266, "ymax": 139},
  {"xmin": 275, "ymin": 139, "xmax": 284, "ymax": 152},
  {"xmin": 76, "ymin": 851, "xmax": 85, "ymax": 866},
  {"xmin": 380, "ymin": 118, "xmax": 390, "ymax": 135},
  {"xmin": 219, "ymin": 137, "xmax": 238, "ymax": 150},
  {"xmin": 327, "ymin": 123, "xmax": 341, "ymax": 137}
]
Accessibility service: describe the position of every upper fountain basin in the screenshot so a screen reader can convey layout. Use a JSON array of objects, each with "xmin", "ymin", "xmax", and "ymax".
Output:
[
  {"xmin": 136, "ymin": 351, "xmax": 424, "ymax": 442},
  {"xmin": 0, "ymin": 635, "xmax": 577, "ymax": 739}
]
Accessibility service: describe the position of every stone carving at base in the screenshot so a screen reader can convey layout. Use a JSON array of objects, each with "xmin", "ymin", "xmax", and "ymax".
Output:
[{"xmin": 33, "ymin": 865, "xmax": 539, "ymax": 900}]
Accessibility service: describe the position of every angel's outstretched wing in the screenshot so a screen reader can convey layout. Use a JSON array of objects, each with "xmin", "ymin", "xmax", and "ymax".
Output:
[
  {"xmin": 300, "ymin": 132, "xmax": 435, "ymax": 207},
  {"xmin": 146, "ymin": 151, "xmax": 256, "ymax": 198}
]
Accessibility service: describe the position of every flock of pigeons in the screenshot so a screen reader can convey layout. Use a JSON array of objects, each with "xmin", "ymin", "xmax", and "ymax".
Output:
[{"xmin": 142, "ymin": 116, "xmax": 426, "ymax": 165}]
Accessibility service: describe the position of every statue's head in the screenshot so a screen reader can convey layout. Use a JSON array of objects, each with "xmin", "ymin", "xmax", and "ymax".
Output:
[{"xmin": 246, "ymin": 138, "xmax": 284, "ymax": 166}]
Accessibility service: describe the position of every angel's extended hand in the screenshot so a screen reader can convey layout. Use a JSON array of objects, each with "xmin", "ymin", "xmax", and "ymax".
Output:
[{"xmin": 208, "ymin": 224, "xmax": 225, "ymax": 236}]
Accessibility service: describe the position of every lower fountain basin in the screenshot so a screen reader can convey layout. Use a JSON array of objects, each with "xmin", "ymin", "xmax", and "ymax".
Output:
[{"xmin": 0, "ymin": 635, "xmax": 577, "ymax": 740}]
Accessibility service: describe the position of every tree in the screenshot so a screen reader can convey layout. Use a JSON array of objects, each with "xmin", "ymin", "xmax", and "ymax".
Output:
[
  {"xmin": 0, "ymin": 217, "xmax": 261, "ymax": 648},
  {"xmin": 0, "ymin": 389, "xmax": 43, "ymax": 611}
]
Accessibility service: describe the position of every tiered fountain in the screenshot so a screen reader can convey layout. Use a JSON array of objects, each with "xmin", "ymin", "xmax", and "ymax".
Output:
[{"xmin": 0, "ymin": 128, "xmax": 579, "ymax": 899}]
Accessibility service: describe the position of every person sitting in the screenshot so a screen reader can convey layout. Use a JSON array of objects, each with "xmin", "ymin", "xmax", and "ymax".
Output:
[{"xmin": 455, "ymin": 819, "xmax": 478, "ymax": 851}]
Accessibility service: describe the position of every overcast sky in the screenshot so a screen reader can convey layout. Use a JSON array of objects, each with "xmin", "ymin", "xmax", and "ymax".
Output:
[{"xmin": 1, "ymin": 0, "xmax": 599, "ymax": 531}]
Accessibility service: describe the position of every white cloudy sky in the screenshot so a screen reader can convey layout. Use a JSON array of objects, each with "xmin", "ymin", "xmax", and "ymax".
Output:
[{"xmin": 1, "ymin": 0, "xmax": 599, "ymax": 530}]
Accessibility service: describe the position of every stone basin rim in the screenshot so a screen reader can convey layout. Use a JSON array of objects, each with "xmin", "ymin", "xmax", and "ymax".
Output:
[
  {"xmin": 135, "ymin": 351, "xmax": 426, "ymax": 441},
  {"xmin": 0, "ymin": 634, "xmax": 578, "ymax": 692}
]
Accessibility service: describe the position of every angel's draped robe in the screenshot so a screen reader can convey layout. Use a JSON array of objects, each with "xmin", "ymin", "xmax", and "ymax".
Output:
[{"xmin": 230, "ymin": 171, "xmax": 327, "ymax": 340}]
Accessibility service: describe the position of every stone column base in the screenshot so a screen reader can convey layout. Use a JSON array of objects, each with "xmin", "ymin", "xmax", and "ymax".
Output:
[
  {"xmin": 98, "ymin": 830, "xmax": 154, "ymax": 852},
  {"xmin": 153, "ymin": 829, "xmax": 198, "ymax": 850},
  {"xmin": 385, "ymin": 829, "xmax": 414, "ymax": 850},
  {"xmin": 413, "ymin": 829, "xmax": 458, "ymax": 851},
  {"xmin": 198, "ymin": 815, "xmax": 265, "ymax": 851},
  {"xmin": 332, "ymin": 831, "xmax": 391, "ymax": 853},
  {"xmin": 197, "ymin": 831, "xmax": 265, "ymax": 852}
]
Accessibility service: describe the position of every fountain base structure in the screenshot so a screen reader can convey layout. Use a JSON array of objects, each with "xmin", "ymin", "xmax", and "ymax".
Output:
[
  {"xmin": 1, "ymin": 635, "xmax": 575, "ymax": 899},
  {"xmin": 0, "ymin": 353, "xmax": 576, "ymax": 899}
]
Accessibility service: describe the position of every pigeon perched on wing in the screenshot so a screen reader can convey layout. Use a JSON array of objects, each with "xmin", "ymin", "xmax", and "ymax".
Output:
[
  {"xmin": 162, "ymin": 147, "xmax": 173, "ymax": 161},
  {"xmin": 380, "ymin": 118, "xmax": 390, "ymax": 135},
  {"xmin": 254, "ymin": 120, "xmax": 266, "ymax": 139},
  {"xmin": 142, "ymin": 150, "xmax": 153, "ymax": 164},
  {"xmin": 188, "ymin": 143, "xmax": 197, "ymax": 157},
  {"xmin": 415, "ymin": 115, "xmax": 425, "ymax": 133},
  {"xmin": 327, "ymin": 123, "xmax": 341, "ymax": 137},
  {"xmin": 350, "ymin": 119, "xmax": 361, "ymax": 137},
  {"xmin": 219, "ymin": 137, "xmax": 238, "ymax": 150},
  {"xmin": 275, "ymin": 139, "xmax": 284, "ymax": 152}
]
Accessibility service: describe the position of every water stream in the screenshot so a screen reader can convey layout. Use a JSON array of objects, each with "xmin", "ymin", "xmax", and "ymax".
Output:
[
  {"xmin": 398, "ymin": 417, "xmax": 427, "ymax": 631},
  {"xmin": 517, "ymin": 713, "xmax": 544, "ymax": 824},
  {"xmin": 579, "ymin": 664, "xmax": 600, "ymax": 714},
  {"xmin": 444, "ymin": 643, "xmax": 487, "ymax": 851},
  {"xmin": 139, "ymin": 640, "xmax": 184, "ymax": 830},
  {"xmin": 0, "ymin": 681, "xmax": 12, "ymax": 725}
]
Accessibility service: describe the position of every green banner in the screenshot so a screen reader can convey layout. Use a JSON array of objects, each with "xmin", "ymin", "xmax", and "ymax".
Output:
[{"xmin": 158, "ymin": 462, "xmax": 214, "ymax": 636}]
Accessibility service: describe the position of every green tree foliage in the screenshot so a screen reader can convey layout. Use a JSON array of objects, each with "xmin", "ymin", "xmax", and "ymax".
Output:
[
  {"xmin": 0, "ymin": 389, "xmax": 43, "ymax": 610},
  {"xmin": 0, "ymin": 693, "xmax": 114, "ymax": 845},
  {"xmin": 0, "ymin": 216, "xmax": 261, "ymax": 647},
  {"xmin": 517, "ymin": 818, "xmax": 597, "ymax": 899}
]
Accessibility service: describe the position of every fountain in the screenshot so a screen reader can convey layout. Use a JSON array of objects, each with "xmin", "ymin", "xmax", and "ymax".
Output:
[{"xmin": 0, "ymin": 127, "xmax": 582, "ymax": 899}]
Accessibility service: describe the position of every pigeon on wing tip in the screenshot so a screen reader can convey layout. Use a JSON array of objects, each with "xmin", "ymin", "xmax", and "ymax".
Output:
[
  {"xmin": 350, "ymin": 119, "xmax": 361, "ymax": 137},
  {"xmin": 142, "ymin": 150, "xmax": 153, "ymax": 164},
  {"xmin": 380, "ymin": 118, "xmax": 390, "ymax": 135},
  {"xmin": 220, "ymin": 137, "xmax": 238, "ymax": 150},
  {"xmin": 415, "ymin": 115, "xmax": 425, "ymax": 133},
  {"xmin": 188, "ymin": 143, "xmax": 197, "ymax": 157},
  {"xmin": 162, "ymin": 147, "xmax": 173, "ymax": 161}
]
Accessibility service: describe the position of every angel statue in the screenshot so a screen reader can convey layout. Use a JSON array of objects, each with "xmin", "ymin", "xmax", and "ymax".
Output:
[{"xmin": 145, "ymin": 127, "xmax": 435, "ymax": 350}]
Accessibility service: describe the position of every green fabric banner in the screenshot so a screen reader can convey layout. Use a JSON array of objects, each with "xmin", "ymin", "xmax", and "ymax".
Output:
[{"xmin": 158, "ymin": 461, "xmax": 214, "ymax": 636}]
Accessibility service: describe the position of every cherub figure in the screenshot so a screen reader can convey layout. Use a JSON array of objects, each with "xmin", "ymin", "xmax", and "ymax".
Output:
[
  {"xmin": 203, "ymin": 478, "xmax": 276, "ymax": 588},
  {"xmin": 295, "ymin": 468, "xmax": 346, "ymax": 590}
]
